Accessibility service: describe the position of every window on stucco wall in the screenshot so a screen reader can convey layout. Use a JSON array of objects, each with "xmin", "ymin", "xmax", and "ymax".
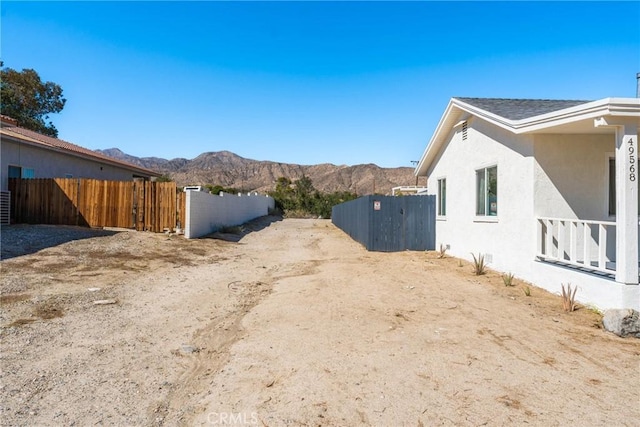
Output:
[
  {"xmin": 8, "ymin": 165, "xmax": 34, "ymax": 179},
  {"xmin": 437, "ymin": 178, "xmax": 446, "ymax": 216},
  {"xmin": 476, "ymin": 166, "xmax": 497, "ymax": 216}
]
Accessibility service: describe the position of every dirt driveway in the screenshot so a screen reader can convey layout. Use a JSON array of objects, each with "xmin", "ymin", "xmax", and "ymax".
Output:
[{"xmin": 1, "ymin": 218, "xmax": 638, "ymax": 426}]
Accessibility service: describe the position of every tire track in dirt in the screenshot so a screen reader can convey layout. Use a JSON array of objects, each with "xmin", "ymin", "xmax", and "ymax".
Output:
[
  {"xmin": 150, "ymin": 280, "xmax": 273, "ymax": 426},
  {"xmin": 155, "ymin": 225, "xmax": 326, "ymax": 426}
]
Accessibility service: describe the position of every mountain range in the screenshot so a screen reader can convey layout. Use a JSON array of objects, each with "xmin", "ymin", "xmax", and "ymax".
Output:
[{"xmin": 96, "ymin": 148, "xmax": 425, "ymax": 195}]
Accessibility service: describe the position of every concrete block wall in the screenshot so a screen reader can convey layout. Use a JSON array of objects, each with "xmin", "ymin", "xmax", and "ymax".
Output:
[{"xmin": 185, "ymin": 191, "xmax": 275, "ymax": 239}]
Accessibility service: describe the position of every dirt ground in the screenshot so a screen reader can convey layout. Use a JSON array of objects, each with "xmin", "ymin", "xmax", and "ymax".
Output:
[{"xmin": 1, "ymin": 217, "xmax": 639, "ymax": 427}]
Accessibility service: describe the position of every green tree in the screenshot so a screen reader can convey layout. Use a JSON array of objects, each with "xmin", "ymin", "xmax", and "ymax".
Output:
[
  {"xmin": 268, "ymin": 175, "xmax": 357, "ymax": 218},
  {"xmin": 204, "ymin": 184, "xmax": 239, "ymax": 195},
  {"xmin": 155, "ymin": 174, "xmax": 173, "ymax": 182},
  {"xmin": 295, "ymin": 175, "xmax": 315, "ymax": 212},
  {"xmin": 0, "ymin": 62, "xmax": 66, "ymax": 137}
]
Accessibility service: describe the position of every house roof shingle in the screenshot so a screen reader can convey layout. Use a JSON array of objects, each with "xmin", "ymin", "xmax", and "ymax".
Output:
[
  {"xmin": 0, "ymin": 124, "xmax": 159, "ymax": 177},
  {"xmin": 454, "ymin": 97, "xmax": 592, "ymax": 120}
]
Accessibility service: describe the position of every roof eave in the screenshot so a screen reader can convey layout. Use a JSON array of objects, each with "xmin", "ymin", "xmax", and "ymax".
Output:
[
  {"xmin": 510, "ymin": 98, "xmax": 640, "ymax": 133},
  {"xmin": 1, "ymin": 132, "xmax": 161, "ymax": 177},
  {"xmin": 414, "ymin": 100, "xmax": 458, "ymax": 177},
  {"xmin": 414, "ymin": 97, "xmax": 640, "ymax": 178}
]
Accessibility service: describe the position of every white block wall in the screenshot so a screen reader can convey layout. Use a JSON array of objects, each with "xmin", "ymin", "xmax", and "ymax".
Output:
[{"xmin": 185, "ymin": 191, "xmax": 275, "ymax": 239}]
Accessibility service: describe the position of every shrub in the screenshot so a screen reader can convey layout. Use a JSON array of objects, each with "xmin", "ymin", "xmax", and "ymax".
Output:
[
  {"xmin": 502, "ymin": 272, "xmax": 515, "ymax": 287},
  {"xmin": 268, "ymin": 176, "xmax": 357, "ymax": 218},
  {"xmin": 437, "ymin": 244, "xmax": 447, "ymax": 259},
  {"xmin": 471, "ymin": 253, "xmax": 486, "ymax": 275},
  {"xmin": 561, "ymin": 283, "xmax": 578, "ymax": 312}
]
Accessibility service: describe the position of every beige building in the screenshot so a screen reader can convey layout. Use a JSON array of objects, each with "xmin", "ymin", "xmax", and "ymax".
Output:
[{"xmin": 1, "ymin": 115, "xmax": 159, "ymax": 192}]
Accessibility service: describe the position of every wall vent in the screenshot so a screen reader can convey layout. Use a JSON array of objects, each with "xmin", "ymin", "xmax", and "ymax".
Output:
[{"xmin": 462, "ymin": 121, "xmax": 468, "ymax": 140}]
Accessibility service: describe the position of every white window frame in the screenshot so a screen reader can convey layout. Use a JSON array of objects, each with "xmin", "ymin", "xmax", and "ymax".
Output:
[
  {"xmin": 475, "ymin": 165, "xmax": 498, "ymax": 220},
  {"xmin": 437, "ymin": 177, "xmax": 446, "ymax": 218}
]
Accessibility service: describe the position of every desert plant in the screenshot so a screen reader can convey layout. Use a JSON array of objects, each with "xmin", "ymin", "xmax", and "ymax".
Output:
[
  {"xmin": 437, "ymin": 244, "xmax": 447, "ymax": 259},
  {"xmin": 523, "ymin": 286, "xmax": 531, "ymax": 297},
  {"xmin": 457, "ymin": 259, "xmax": 464, "ymax": 268},
  {"xmin": 502, "ymin": 272, "xmax": 515, "ymax": 287},
  {"xmin": 471, "ymin": 253, "xmax": 486, "ymax": 275},
  {"xmin": 561, "ymin": 283, "xmax": 578, "ymax": 312}
]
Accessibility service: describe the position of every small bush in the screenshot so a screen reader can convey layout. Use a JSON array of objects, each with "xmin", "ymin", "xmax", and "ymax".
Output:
[
  {"xmin": 437, "ymin": 244, "xmax": 447, "ymax": 259},
  {"xmin": 471, "ymin": 253, "xmax": 486, "ymax": 275},
  {"xmin": 523, "ymin": 286, "xmax": 531, "ymax": 297},
  {"xmin": 457, "ymin": 259, "xmax": 464, "ymax": 268},
  {"xmin": 502, "ymin": 272, "xmax": 515, "ymax": 287},
  {"xmin": 561, "ymin": 283, "xmax": 578, "ymax": 312}
]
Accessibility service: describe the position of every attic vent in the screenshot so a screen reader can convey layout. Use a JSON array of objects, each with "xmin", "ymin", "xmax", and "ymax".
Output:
[{"xmin": 462, "ymin": 121, "xmax": 468, "ymax": 140}]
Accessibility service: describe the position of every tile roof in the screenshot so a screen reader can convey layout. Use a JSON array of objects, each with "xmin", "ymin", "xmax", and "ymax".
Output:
[
  {"xmin": 0, "ymin": 115, "xmax": 18, "ymax": 126},
  {"xmin": 454, "ymin": 98, "xmax": 592, "ymax": 120},
  {"xmin": 0, "ymin": 125, "xmax": 159, "ymax": 177}
]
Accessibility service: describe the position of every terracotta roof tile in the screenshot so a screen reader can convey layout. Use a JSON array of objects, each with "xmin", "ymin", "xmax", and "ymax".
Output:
[
  {"xmin": 0, "ymin": 126, "xmax": 160, "ymax": 177},
  {"xmin": 0, "ymin": 115, "xmax": 19, "ymax": 126}
]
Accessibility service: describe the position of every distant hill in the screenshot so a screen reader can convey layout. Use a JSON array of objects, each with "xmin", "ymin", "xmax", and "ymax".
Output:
[{"xmin": 96, "ymin": 148, "xmax": 425, "ymax": 195}]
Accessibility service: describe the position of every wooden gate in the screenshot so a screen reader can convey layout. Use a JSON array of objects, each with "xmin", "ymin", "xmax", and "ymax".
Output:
[{"xmin": 8, "ymin": 178, "xmax": 185, "ymax": 232}]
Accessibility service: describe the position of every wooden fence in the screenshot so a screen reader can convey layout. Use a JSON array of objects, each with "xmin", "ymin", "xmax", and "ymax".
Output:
[{"xmin": 8, "ymin": 178, "xmax": 186, "ymax": 233}]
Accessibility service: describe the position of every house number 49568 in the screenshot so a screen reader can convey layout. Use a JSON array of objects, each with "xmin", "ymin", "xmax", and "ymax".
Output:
[{"xmin": 629, "ymin": 138, "xmax": 636, "ymax": 182}]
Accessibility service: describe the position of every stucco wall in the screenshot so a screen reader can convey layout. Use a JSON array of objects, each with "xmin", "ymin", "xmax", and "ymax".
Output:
[
  {"xmin": 426, "ymin": 118, "xmax": 536, "ymax": 279},
  {"xmin": 425, "ymin": 120, "xmax": 637, "ymax": 309},
  {"xmin": 533, "ymin": 134, "xmax": 614, "ymax": 221},
  {"xmin": 185, "ymin": 191, "xmax": 275, "ymax": 239},
  {"xmin": 1, "ymin": 140, "xmax": 139, "ymax": 191}
]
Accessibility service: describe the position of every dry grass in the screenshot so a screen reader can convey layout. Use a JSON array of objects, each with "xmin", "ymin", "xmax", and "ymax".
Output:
[
  {"xmin": 561, "ymin": 283, "xmax": 578, "ymax": 312},
  {"xmin": 437, "ymin": 244, "xmax": 447, "ymax": 259}
]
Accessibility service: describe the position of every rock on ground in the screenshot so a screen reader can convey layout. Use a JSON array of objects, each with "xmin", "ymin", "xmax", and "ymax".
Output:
[{"xmin": 603, "ymin": 309, "xmax": 640, "ymax": 338}]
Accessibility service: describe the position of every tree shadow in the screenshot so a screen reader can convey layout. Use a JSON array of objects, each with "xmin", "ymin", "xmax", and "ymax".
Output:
[{"xmin": 0, "ymin": 224, "xmax": 119, "ymax": 260}]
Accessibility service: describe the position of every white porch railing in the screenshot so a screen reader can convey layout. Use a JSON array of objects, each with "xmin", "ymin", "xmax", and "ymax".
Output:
[{"xmin": 536, "ymin": 217, "xmax": 616, "ymax": 276}]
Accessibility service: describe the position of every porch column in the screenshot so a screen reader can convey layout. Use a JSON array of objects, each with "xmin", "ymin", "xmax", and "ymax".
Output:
[{"xmin": 614, "ymin": 123, "xmax": 638, "ymax": 284}]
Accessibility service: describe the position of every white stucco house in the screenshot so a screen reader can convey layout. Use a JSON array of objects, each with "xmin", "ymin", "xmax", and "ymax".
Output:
[
  {"xmin": 415, "ymin": 97, "xmax": 640, "ymax": 310},
  {"xmin": 0, "ymin": 115, "xmax": 160, "ymax": 192}
]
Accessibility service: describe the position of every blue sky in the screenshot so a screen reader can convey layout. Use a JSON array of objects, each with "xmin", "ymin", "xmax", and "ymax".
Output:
[{"xmin": 2, "ymin": 1, "xmax": 639, "ymax": 168}]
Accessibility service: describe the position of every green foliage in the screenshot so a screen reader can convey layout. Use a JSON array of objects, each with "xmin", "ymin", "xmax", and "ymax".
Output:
[
  {"xmin": 471, "ymin": 253, "xmax": 486, "ymax": 275},
  {"xmin": 156, "ymin": 174, "xmax": 173, "ymax": 182},
  {"xmin": 205, "ymin": 184, "xmax": 239, "ymax": 195},
  {"xmin": 502, "ymin": 272, "xmax": 515, "ymax": 287},
  {"xmin": 0, "ymin": 62, "xmax": 66, "ymax": 137},
  {"xmin": 268, "ymin": 175, "xmax": 357, "ymax": 218}
]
